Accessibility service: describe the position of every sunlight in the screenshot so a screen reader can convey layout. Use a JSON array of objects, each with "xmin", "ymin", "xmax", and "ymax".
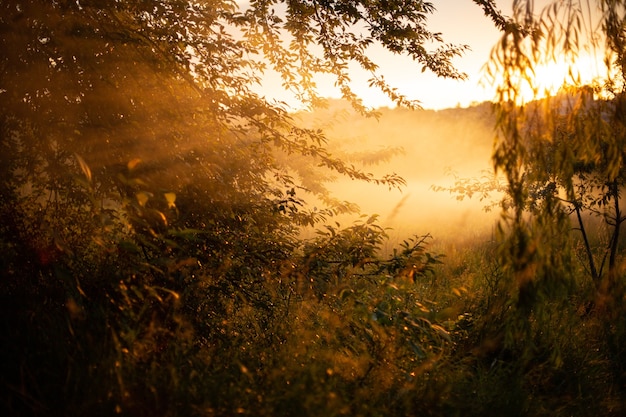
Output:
[{"xmin": 494, "ymin": 52, "xmax": 607, "ymax": 105}]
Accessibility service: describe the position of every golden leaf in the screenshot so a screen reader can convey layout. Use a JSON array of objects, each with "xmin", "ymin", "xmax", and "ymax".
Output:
[
  {"xmin": 74, "ymin": 153, "xmax": 91, "ymax": 182},
  {"xmin": 127, "ymin": 158, "xmax": 142, "ymax": 171},
  {"xmin": 164, "ymin": 192, "xmax": 176, "ymax": 208}
]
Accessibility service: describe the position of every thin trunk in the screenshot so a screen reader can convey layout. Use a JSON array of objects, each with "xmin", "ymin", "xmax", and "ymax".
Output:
[
  {"xmin": 575, "ymin": 203, "xmax": 599, "ymax": 285},
  {"xmin": 608, "ymin": 180, "xmax": 622, "ymax": 274},
  {"xmin": 597, "ymin": 180, "xmax": 624, "ymax": 319}
]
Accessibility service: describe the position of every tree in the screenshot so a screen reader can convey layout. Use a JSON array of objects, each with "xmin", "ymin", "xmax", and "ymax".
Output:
[
  {"xmin": 476, "ymin": 2, "xmax": 626, "ymax": 396},
  {"xmin": 484, "ymin": 0, "xmax": 626, "ymax": 305},
  {"xmin": 0, "ymin": 0, "xmax": 506, "ymax": 415}
]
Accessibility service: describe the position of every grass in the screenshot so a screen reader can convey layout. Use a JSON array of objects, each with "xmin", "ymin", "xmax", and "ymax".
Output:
[{"xmin": 2, "ymin": 218, "xmax": 626, "ymax": 416}]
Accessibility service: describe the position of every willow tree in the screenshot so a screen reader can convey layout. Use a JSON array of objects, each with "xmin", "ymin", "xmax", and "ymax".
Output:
[{"xmin": 486, "ymin": 0, "xmax": 626, "ymax": 321}]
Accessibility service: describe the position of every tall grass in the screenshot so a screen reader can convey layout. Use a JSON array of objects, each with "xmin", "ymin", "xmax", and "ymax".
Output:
[{"xmin": 2, "ymin": 215, "xmax": 625, "ymax": 416}]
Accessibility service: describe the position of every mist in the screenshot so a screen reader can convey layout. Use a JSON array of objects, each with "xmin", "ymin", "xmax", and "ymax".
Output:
[{"xmin": 295, "ymin": 100, "xmax": 501, "ymax": 244}]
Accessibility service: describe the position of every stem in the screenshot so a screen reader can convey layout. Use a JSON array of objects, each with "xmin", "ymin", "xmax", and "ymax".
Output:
[
  {"xmin": 608, "ymin": 180, "xmax": 622, "ymax": 275},
  {"xmin": 575, "ymin": 203, "xmax": 599, "ymax": 285}
]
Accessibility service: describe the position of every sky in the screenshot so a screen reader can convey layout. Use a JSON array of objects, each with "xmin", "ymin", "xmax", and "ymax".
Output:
[
  {"xmin": 253, "ymin": 0, "xmax": 605, "ymax": 111},
  {"xmin": 339, "ymin": 0, "xmax": 506, "ymax": 110},
  {"xmin": 253, "ymin": 0, "xmax": 508, "ymax": 110}
]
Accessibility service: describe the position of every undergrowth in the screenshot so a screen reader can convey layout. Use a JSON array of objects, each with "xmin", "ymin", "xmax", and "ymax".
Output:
[{"xmin": 2, "ymin": 209, "xmax": 625, "ymax": 416}]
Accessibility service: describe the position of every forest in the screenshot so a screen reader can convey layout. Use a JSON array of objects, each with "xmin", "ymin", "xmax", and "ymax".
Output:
[{"xmin": 1, "ymin": 0, "xmax": 626, "ymax": 416}]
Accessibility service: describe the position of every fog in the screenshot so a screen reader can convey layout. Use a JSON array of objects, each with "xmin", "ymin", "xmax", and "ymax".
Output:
[{"xmin": 296, "ymin": 100, "xmax": 502, "ymax": 244}]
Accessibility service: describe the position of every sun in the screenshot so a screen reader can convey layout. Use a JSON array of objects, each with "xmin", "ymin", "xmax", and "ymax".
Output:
[
  {"xmin": 497, "ymin": 52, "xmax": 606, "ymax": 105},
  {"xmin": 535, "ymin": 53, "xmax": 600, "ymax": 93}
]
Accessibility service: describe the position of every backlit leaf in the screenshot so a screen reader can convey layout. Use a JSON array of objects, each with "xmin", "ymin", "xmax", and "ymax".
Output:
[
  {"xmin": 127, "ymin": 158, "xmax": 142, "ymax": 171},
  {"xmin": 164, "ymin": 192, "xmax": 176, "ymax": 208},
  {"xmin": 136, "ymin": 191, "xmax": 150, "ymax": 207},
  {"xmin": 75, "ymin": 153, "xmax": 91, "ymax": 182}
]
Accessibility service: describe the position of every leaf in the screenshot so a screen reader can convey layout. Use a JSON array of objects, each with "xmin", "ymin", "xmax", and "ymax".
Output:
[
  {"xmin": 127, "ymin": 158, "xmax": 142, "ymax": 171},
  {"xmin": 410, "ymin": 340, "xmax": 426, "ymax": 359},
  {"xmin": 74, "ymin": 153, "xmax": 91, "ymax": 182},
  {"xmin": 431, "ymin": 324, "xmax": 451, "ymax": 342},
  {"xmin": 136, "ymin": 191, "xmax": 150, "ymax": 207},
  {"xmin": 166, "ymin": 228, "xmax": 205, "ymax": 240},
  {"xmin": 164, "ymin": 192, "xmax": 176, "ymax": 208},
  {"xmin": 156, "ymin": 210, "xmax": 167, "ymax": 226},
  {"xmin": 118, "ymin": 240, "xmax": 141, "ymax": 254}
]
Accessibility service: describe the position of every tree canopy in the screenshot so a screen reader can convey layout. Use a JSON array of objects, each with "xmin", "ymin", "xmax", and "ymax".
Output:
[
  {"xmin": 0, "ymin": 1, "xmax": 508, "ymax": 415},
  {"xmin": 0, "ymin": 0, "xmax": 504, "ymax": 222}
]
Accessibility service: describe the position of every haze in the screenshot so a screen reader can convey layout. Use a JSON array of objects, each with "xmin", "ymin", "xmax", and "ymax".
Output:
[
  {"xmin": 284, "ymin": 0, "xmax": 608, "ymax": 246},
  {"xmin": 295, "ymin": 100, "xmax": 501, "ymax": 245}
]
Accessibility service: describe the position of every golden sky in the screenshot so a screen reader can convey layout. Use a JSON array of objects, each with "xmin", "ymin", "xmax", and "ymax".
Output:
[
  {"xmin": 253, "ymin": 0, "xmax": 606, "ymax": 111},
  {"xmin": 252, "ymin": 0, "xmax": 503, "ymax": 110},
  {"xmin": 345, "ymin": 0, "xmax": 505, "ymax": 110}
]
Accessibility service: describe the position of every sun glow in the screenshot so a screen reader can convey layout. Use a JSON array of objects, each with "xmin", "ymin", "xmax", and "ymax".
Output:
[{"xmin": 493, "ymin": 52, "xmax": 608, "ymax": 105}]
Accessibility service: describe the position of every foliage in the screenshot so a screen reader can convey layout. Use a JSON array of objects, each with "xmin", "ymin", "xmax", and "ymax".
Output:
[
  {"xmin": 0, "ymin": 0, "xmax": 509, "ymax": 416},
  {"xmin": 432, "ymin": 168, "xmax": 508, "ymax": 212},
  {"xmin": 436, "ymin": 1, "xmax": 626, "ymax": 310},
  {"xmin": 432, "ymin": 3, "xmax": 626, "ymax": 414},
  {"xmin": 480, "ymin": 0, "xmax": 626, "ymax": 404},
  {"xmin": 8, "ymin": 1, "xmax": 626, "ymax": 416}
]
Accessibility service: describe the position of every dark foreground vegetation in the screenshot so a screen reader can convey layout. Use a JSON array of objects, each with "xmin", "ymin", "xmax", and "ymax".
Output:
[
  {"xmin": 3, "ymin": 194, "xmax": 626, "ymax": 416},
  {"xmin": 2, "ymin": 1, "xmax": 626, "ymax": 416}
]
